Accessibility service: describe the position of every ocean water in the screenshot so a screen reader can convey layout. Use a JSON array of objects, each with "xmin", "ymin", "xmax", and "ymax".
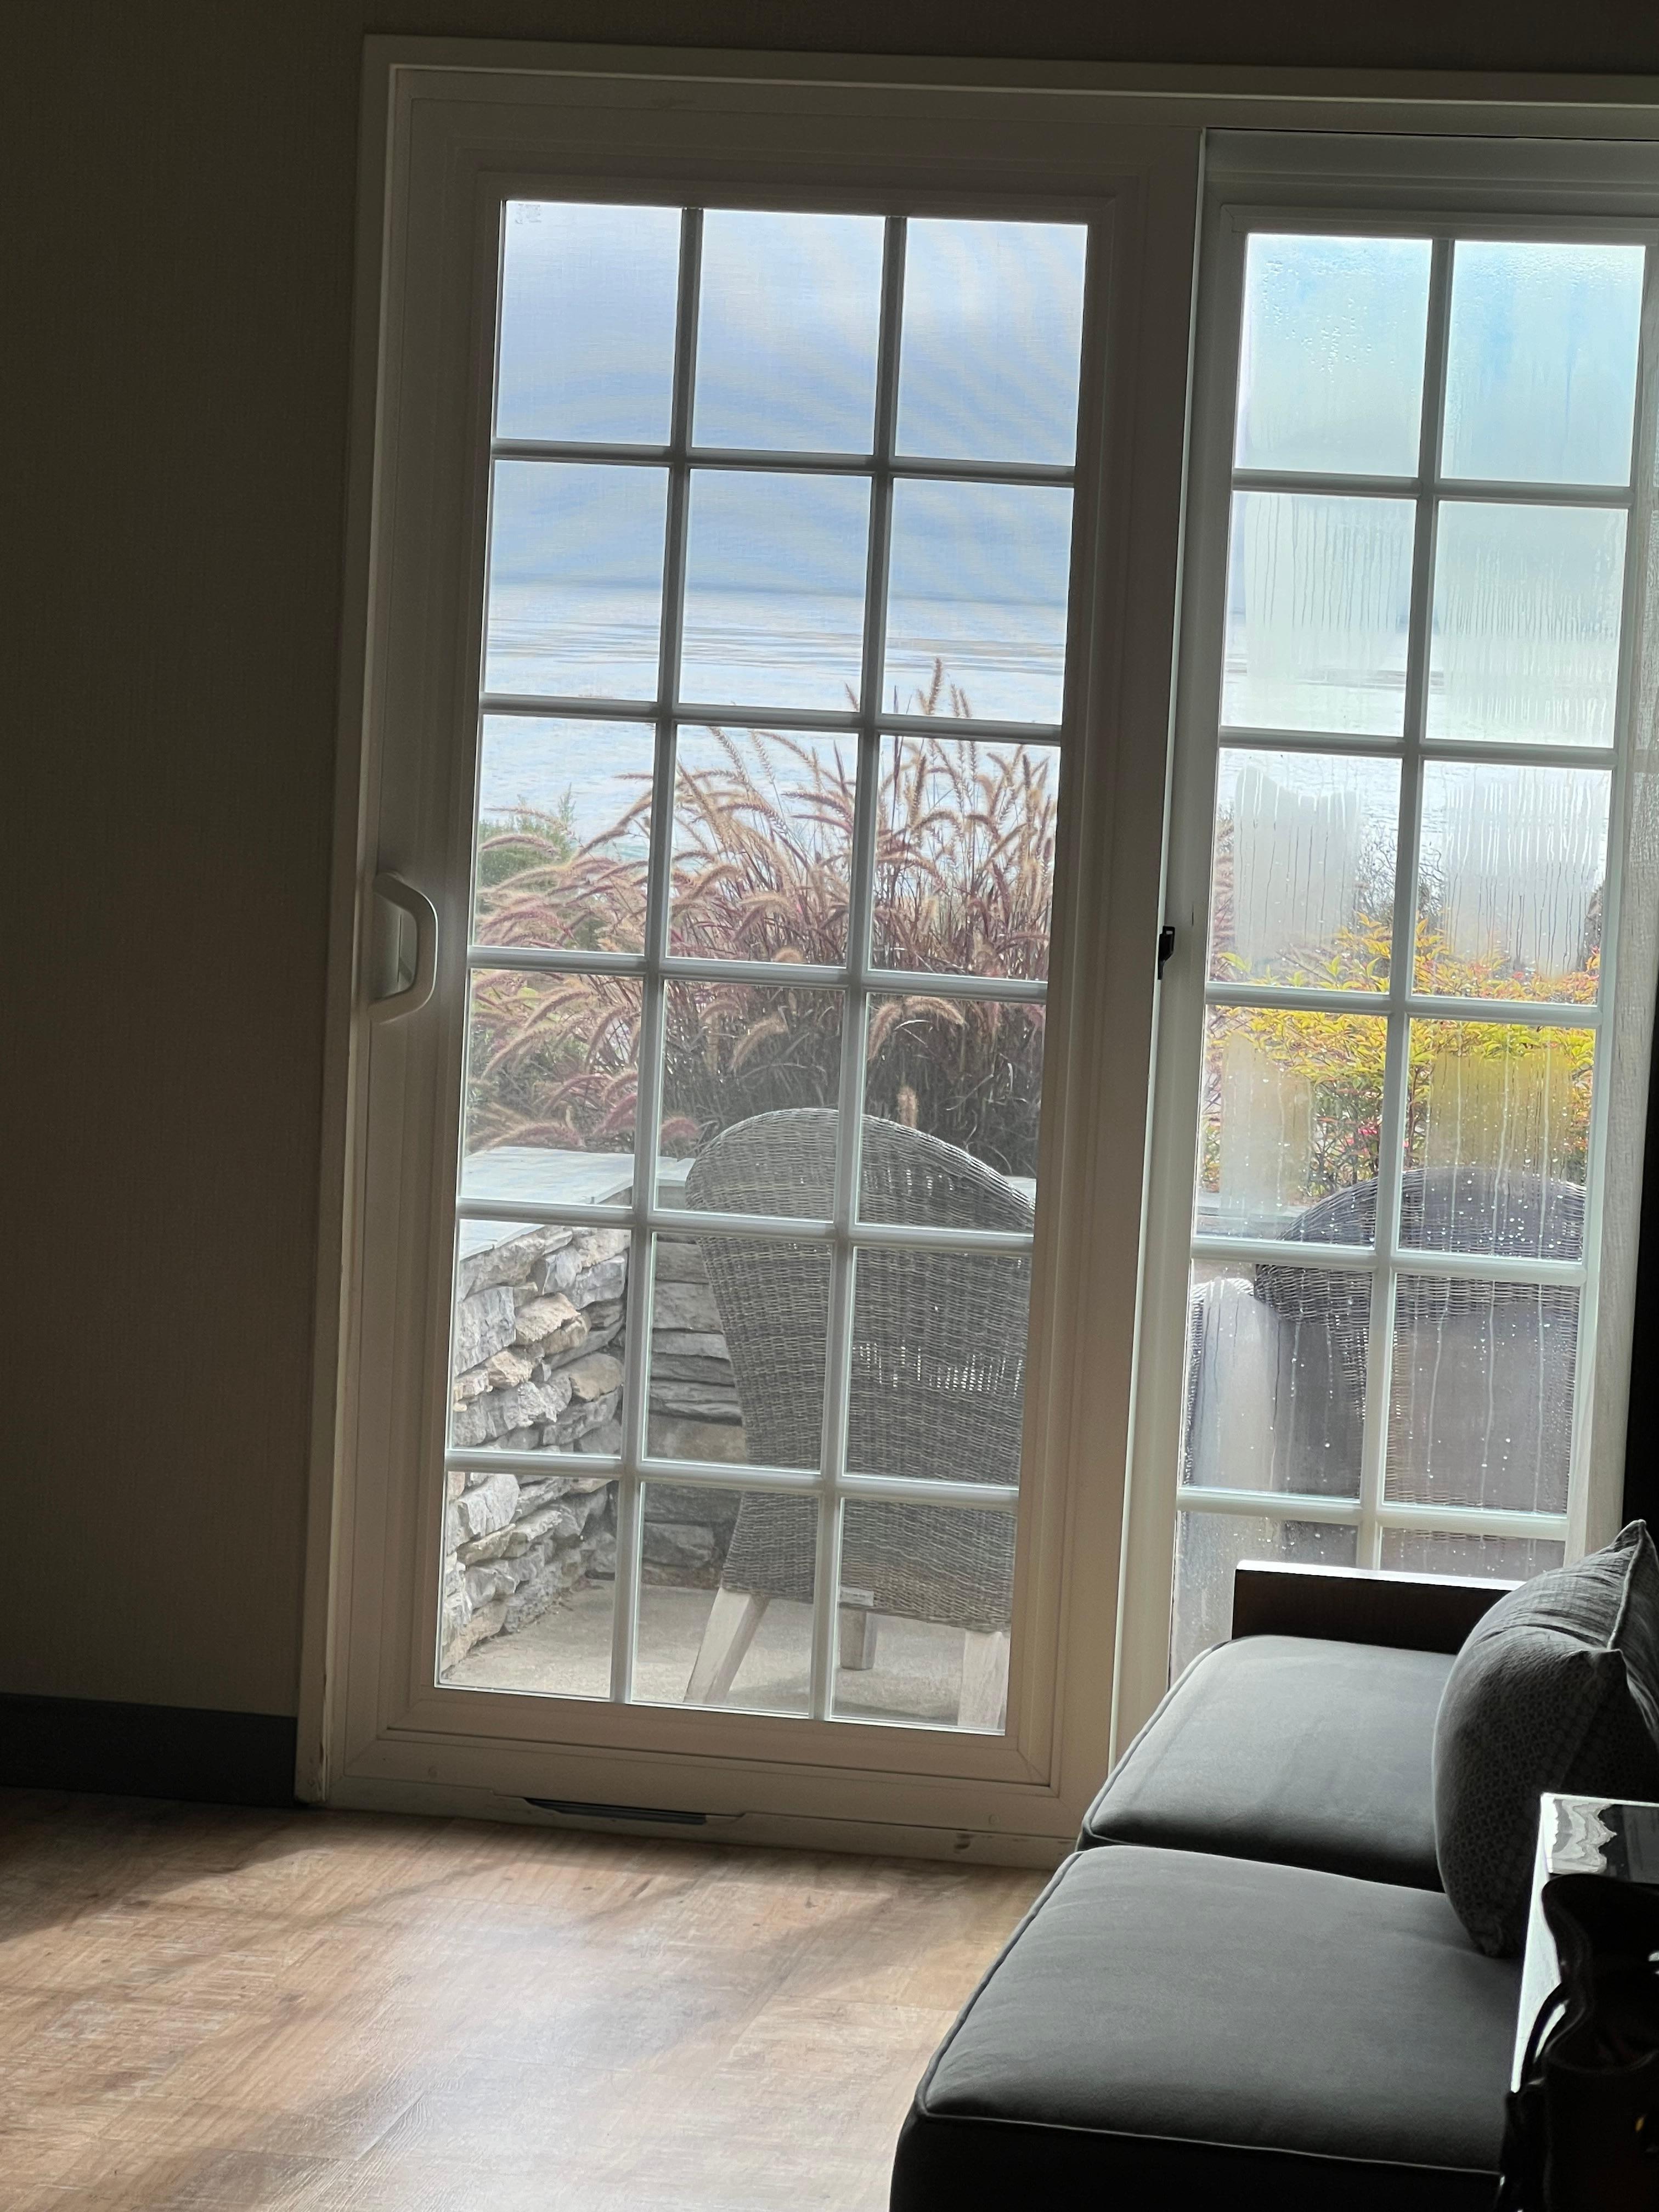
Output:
[{"xmin": 478, "ymin": 584, "xmax": 1066, "ymax": 836}]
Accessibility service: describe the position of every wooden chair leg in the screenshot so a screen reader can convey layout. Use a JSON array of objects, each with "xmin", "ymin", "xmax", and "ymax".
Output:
[
  {"xmin": 686, "ymin": 1585, "xmax": 769, "ymax": 1703},
  {"xmin": 838, "ymin": 1606, "xmax": 879, "ymax": 1671},
  {"xmin": 959, "ymin": 1628, "xmax": 1009, "ymax": 1733}
]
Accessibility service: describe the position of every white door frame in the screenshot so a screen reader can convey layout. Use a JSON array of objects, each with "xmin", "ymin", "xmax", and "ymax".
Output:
[
  {"xmin": 300, "ymin": 40, "xmax": 1659, "ymax": 1861},
  {"xmin": 1114, "ymin": 129, "xmax": 1659, "ymax": 1745},
  {"xmin": 300, "ymin": 50, "xmax": 1204, "ymax": 1864}
]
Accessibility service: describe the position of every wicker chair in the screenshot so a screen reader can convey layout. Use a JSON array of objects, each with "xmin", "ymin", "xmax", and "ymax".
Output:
[
  {"xmin": 1184, "ymin": 1162, "xmax": 1583, "ymax": 1524},
  {"xmin": 680, "ymin": 1108, "xmax": 1032, "ymax": 1729}
]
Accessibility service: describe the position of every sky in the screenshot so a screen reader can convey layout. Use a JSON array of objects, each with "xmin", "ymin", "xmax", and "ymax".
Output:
[
  {"xmin": 478, "ymin": 208, "xmax": 1649, "ymax": 819},
  {"xmin": 487, "ymin": 204, "xmax": 1088, "ymax": 608}
]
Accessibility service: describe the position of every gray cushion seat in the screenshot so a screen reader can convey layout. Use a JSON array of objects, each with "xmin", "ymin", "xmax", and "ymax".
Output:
[
  {"xmin": 1080, "ymin": 1634, "xmax": 1453, "ymax": 1888},
  {"xmin": 890, "ymin": 1844, "xmax": 1521, "ymax": 2212}
]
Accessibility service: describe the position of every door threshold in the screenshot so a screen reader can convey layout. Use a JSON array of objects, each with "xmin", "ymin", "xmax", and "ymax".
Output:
[{"xmin": 326, "ymin": 1774, "xmax": 1070, "ymax": 1867}]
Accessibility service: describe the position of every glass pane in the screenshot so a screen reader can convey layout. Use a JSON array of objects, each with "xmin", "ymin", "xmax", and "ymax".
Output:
[
  {"xmin": 647, "ymin": 1232, "xmax": 829, "ymax": 1469},
  {"xmin": 680, "ymin": 470, "xmax": 868, "ymax": 710},
  {"xmin": 884, "ymin": 481, "xmax": 1072, "ymax": 725},
  {"xmin": 450, "ymin": 1219, "xmax": 629, "ymax": 1455},
  {"xmin": 863, "ymin": 993, "xmax": 1045, "ymax": 1208},
  {"xmin": 484, "ymin": 462, "xmax": 668, "ymax": 701},
  {"xmin": 1208, "ymin": 750, "xmax": 1400, "ymax": 989},
  {"xmin": 1223, "ymin": 493, "xmax": 1414, "ymax": 735},
  {"xmin": 872, "ymin": 736, "xmax": 1057, "ymax": 979},
  {"xmin": 846, "ymin": 1249, "xmax": 1030, "ymax": 1488},
  {"xmin": 895, "ymin": 217, "xmax": 1087, "ymax": 467},
  {"xmin": 668, "ymin": 728, "xmax": 854, "ymax": 963},
  {"xmin": 1181, "ymin": 1262, "xmax": 1369, "ymax": 1498},
  {"xmin": 1172, "ymin": 1512, "xmax": 1357, "ymax": 1681},
  {"xmin": 661, "ymin": 983, "xmax": 843, "ymax": 1210},
  {"xmin": 464, "ymin": 971, "xmax": 641, "ymax": 1200},
  {"xmin": 439, "ymin": 1474, "xmax": 618, "ymax": 1692},
  {"xmin": 1386, "ymin": 1278, "xmax": 1580, "ymax": 1516},
  {"xmin": 473, "ymin": 718, "xmax": 654, "ymax": 952},
  {"xmin": 1198, "ymin": 1008, "xmax": 1387, "ymax": 1237},
  {"xmin": 1417, "ymin": 763, "xmax": 1609, "ymax": 1002},
  {"xmin": 1427, "ymin": 502, "xmax": 1626, "ymax": 747},
  {"xmin": 832, "ymin": 1500, "xmax": 1014, "ymax": 1732},
  {"xmin": 1404, "ymin": 1020, "xmax": 1594, "ymax": 1217},
  {"xmin": 636, "ymin": 1486, "xmax": 815, "ymax": 1715},
  {"xmin": 1380, "ymin": 1529, "xmax": 1564, "ymax": 1581},
  {"xmin": 692, "ymin": 210, "xmax": 884, "ymax": 454},
  {"xmin": 1443, "ymin": 240, "xmax": 1645, "ymax": 488},
  {"xmin": 1235, "ymin": 233, "xmax": 1431, "ymax": 478},
  {"xmin": 495, "ymin": 200, "xmax": 680, "ymax": 446}
]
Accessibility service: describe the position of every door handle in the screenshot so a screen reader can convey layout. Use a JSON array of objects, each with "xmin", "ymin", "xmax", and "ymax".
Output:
[{"xmin": 369, "ymin": 872, "xmax": 439, "ymax": 1024}]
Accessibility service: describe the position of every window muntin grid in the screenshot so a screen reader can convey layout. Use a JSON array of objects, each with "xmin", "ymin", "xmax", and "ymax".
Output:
[
  {"xmin": 444, "ymin": 202, "xmax": 1084, "ymax": 1724},
  {"xmin": 1181, "ymin": 224, "xmax": 1646, "ymax": 1585}
]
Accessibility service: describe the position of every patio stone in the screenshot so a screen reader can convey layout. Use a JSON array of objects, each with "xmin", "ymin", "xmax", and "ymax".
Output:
[
  {"xmin": 647, "ymin": 1415, "xmax": 747, "ymax": 1463},
  {"xmin": 512, "ymin": 1294, "xmax": 587, "ymax": 1357},
  {"xmin": 651, "ymin": 1280, "xmax": 723, "ymax": 1332},
  {"xmin": 448, "ymin": 1469, "xmax": 519, "ymax": 1546},
  {"xmin": 654, "ymin": 1237, "xmax": 712, "ymax": 1282},
  {"xmin": 452, "ymin": 1283, "xmax": 517, "ymax": 1372},
  {"xmin": 563, "ymin": 1352, "xmax": 623, "ymax": 1401},
  {"xmin": 457, "ymin": 1224, "xmax": 573, "ymax": 1299},
  {"xmin": 535, "ymin": 1226, "xmax": 630, "ymax": 1297},
  {"xmin": 642, "ymin": 1521, "xmax": 718, "ymax": 1571}
]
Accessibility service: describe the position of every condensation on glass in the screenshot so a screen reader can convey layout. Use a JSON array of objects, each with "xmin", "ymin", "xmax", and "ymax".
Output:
[
  {"xmin": 1198, "ymin": 1008, "xmax": 1387, "ymax": 1235},
  {"xmin": 441, "ymin": 200, "xmax": 1086, "ymax": 1728},
  {"xmin": 1177, "ymin": 225, "xmax": 1643, "ymax": 1673},
  {"xmin": 1235, "ymin": 234, "xmax": 1432, "ymax": 479},
  {"xmin": 1171, "ymin": 1511, "xmax": 1358, "ymax": 1681},
  {"xmin": 1223, "ymin": 493, "xmax": 1416, "ymax": 736},
  {"xmin": 1181, "ymin": 1262, "xmax": 1369, "ymax": 1503},
  {"xmin": 1207, "ymin": 749, "xmax": 1401, "ymax": 990},
  {"xmin": 1416, "ymin": 763, "xmax": 1609, "ymax": 1002}
]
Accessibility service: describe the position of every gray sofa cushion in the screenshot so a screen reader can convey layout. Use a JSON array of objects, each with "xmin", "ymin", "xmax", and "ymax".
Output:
[
  {"xmin": 1434, "ymin": 1520, "xmax": 1659, "ymax": 1957},
  {"xmin": 891, "ymin": 1845, "xmax": 1520, "ymax": 2212},
  {"xmin": 1079, "ymin": 1634, "xmax": 1451, "ymax": 1888}
]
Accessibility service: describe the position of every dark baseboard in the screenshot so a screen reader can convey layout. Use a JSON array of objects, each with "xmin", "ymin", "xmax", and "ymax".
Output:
[{"xmin": 0, "ymin": 1693, "xmax": 298, "ymax": 1808}]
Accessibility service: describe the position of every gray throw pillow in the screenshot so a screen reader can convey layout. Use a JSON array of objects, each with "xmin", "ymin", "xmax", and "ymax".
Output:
[{"xmin": 1433, "ymin": 1521, "xmax": 1659, "ymax": 1957}]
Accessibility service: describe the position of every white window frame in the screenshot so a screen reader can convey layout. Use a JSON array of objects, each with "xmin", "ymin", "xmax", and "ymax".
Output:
[
  {"xmin": 1115, "ymin": 129, "xmax": 1659, "ymax": 1744},
  {"xmin": 465, "ymin": 202, "xmax": 1079, "ymax": 1725},
  {"xmin": 301, "ymin": 43, "xmax": 1659, "ymax": 1859},
  {"xmin": 301, "ymin": 51, "xmax": 1201, "ymax": 1860}
]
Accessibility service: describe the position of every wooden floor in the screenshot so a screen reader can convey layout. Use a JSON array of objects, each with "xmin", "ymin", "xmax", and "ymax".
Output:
[{"xmin": 0, "ymin": 1789, "xmax": 1044, "ymax": 2211}]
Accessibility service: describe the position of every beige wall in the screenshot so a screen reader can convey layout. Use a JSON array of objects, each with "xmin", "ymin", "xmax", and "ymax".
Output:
[{"xmin": 7, "ymin": 3, "xmax": 1656, "ymax": 1719}]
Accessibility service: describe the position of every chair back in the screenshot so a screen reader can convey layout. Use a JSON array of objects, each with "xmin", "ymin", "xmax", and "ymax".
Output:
[
  {"xmin": 1250, "ymin": 1165, "xmax": 1583, "ymax": 1520},
  {"xmin": 684, "ymin": 1109, "xmax": 1032, "ymax": 1632}
]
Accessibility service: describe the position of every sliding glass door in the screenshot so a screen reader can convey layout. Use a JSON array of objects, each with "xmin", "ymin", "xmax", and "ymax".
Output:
[
  {"xmin": 444, "ymin": 200, "xmax": 1081, "ymax": 1731},
  {"xmin": 320, "ymin": 61, "xmax": 1199, "ymax": 1849},
  {"xmin": 1121, "ymin": 145, "xmax": 1659, "ymax": 1716}
]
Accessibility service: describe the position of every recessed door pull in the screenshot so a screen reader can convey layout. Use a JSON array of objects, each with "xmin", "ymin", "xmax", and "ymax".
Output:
[{"xmin": 369, "ymin": 872, "xmax": 439, "ymax": 1023}]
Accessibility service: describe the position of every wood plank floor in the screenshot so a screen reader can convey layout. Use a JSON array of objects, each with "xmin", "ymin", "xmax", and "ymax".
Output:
[{"xmin": 0, "ymin": 1790, "xmax": 1044, "ymax": 2212}]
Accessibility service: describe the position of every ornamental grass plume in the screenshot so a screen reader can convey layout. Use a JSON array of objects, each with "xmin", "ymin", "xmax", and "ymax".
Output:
[{"xmin": 467, "ymin": 664, "xmax": 1054, "ymax": 1178}]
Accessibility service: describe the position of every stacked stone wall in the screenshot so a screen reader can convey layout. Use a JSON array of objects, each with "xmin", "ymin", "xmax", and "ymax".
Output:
[{"xmin": 441, "ymin": 1218, "xmax": 747, "ymax": 1671}]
